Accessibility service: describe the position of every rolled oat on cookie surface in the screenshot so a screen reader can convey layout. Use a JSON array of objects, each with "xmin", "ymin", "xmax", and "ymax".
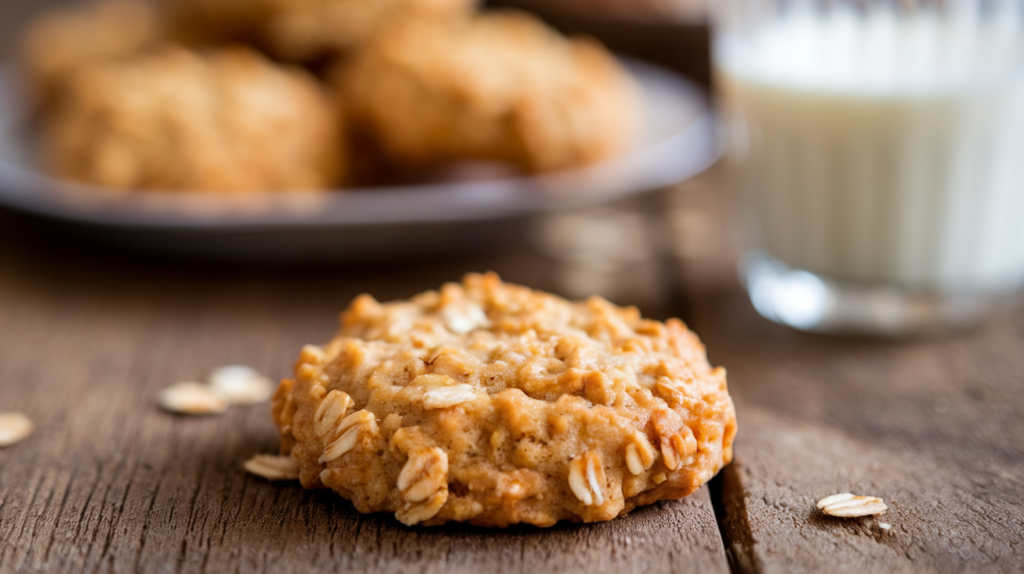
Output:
[{"xmin": 272, "ymin": 272, "xmax": 736, "ymax": 527}]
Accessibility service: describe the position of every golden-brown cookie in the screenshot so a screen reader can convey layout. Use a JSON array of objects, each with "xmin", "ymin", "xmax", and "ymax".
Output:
[
  {"xmin": 336, "ymin": 11, "xmax": 639, "ymax": 173},
  {"xmin": 44, "ymin": 46, "xmax": 345, "ymax": 193},
  {"xmin": 18, "ymin": 0, "xmax": 161, "ymax": 109},
  {"xmin": 273, "ymin": 273, "xmax": 736, "ymax": 527}
]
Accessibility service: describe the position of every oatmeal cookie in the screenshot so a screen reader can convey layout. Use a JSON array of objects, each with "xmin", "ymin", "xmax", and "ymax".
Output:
[
  {"xmin": 166, "ymin": 0, "xmax": 476, "ymax": 62},
  {"xmin": 336, "ymin": 11, "xmax": 639, "ymax": 173},
  {"xmin": 44, "ymin": 46, "xmax": 345, "ymax": 193},
  {"xmin": 19, "ymin": 0, "xmax": 161, "ymax": 109},
  {"xmin": 273, "ymin": 273, "xmax": 736, "ymax": 527}
]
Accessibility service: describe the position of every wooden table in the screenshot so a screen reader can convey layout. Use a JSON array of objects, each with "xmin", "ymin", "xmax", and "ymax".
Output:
[
  {"xmin": 2, "ymin": 4, "xmax": 1024, "ymax": 572},
  {"xmin": 2, "ymin": 169, "xmax": 1023, "ymax": 573}
]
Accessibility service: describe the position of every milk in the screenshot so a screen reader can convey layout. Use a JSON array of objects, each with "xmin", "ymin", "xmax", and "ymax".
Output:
[{"xmin": 717, "ymin": 8, "xmax": 1024, "ymax": 294}]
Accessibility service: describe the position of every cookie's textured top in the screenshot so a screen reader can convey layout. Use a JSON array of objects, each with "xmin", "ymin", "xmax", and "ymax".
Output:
[
  {"xmin": 338, "ymin": 11, "xmax": 639, "ymax": 173},
  {"xmin": 273, "ymin": 273, "xmax": 736, "ymax": 527},
  {"xmin": 44, "ymin": 46, "xmax": 344, "ymax": 193}
]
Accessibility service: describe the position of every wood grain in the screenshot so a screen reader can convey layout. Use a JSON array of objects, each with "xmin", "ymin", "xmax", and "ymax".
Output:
[
  {"xmin": 0, "ymin": 225, "xmax": 730, "ymax": 574},
  {"xmin": 671, "ymin": 173, "xmax": 1024, "ymax": 573},
  {"xmin": 5, "ymin": 0, "xmax": 1024, "ymax": 568}
]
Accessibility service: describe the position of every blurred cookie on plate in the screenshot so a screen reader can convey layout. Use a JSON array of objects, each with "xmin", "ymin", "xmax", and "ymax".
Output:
[
  {"xmin": 44, "ymin": 46, "xmax": 345, "ymax": 193},
  {"xmin": 19, "ymin": 0, "xmax": 162, "ymax": 110},
  {"xmin": 166, "ymin": 0, "xmax": 478, "ymax": 62},
  {"xmin": 336, "ymin": 11, "xmax": 640, "ymax": 173}
]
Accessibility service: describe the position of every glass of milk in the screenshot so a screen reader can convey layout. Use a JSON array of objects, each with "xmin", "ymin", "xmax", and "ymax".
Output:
[{"xmin": 715, "ymin": 0, "xmax": 1024, "ymax": 335}]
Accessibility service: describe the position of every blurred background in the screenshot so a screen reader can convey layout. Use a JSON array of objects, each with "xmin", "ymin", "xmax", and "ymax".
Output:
[
  {"xmin": 0, "ymin": 0, "xmax": 730, "ymax": 325},
  {"xmin": 1, "ymin": 0, "xmax": 711, "ymax": 85}
]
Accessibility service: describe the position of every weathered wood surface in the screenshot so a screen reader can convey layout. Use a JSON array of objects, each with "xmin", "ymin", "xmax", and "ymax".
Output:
[
  {"xmin": 7, "ymin": 171, "xmax": 1024, "ymax": 574},
  {"xmin": 669, "ymin": 173, "xmax": 1024, "ymax": 573},
  {"xmin": 0, "ymin": 222, "xmax": 730, "ymax": 574},
  {"xmin": 695, "ymin": 298, "xmax": 1024, "ymax": 573}
]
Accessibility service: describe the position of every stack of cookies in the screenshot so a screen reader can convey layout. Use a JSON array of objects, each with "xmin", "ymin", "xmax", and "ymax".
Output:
[{"xmin": 19, "ymin": 0, "xmax": 640, "ymax": 193}]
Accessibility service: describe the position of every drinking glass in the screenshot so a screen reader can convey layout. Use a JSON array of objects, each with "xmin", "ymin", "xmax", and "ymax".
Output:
[{"xmin": 714, "ymin": 0, "xmax": 1024, "ymax": 335}]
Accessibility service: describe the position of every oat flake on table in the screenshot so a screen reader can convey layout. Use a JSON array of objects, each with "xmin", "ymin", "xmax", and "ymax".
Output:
[
  {"xmin": 244, "ymin": 454, "xmax": 300, "ymax": 481},
  {"xmin": 0, "ymin": 412, "xmax": 33, "ymax": 447},
  {"xmin": 208, "ymin": 365, "xmax": 274, "ymax": 405},
  {"xmin": 159, "ymin": 365, "xmax": 274, "ymax": 415},
  {"xmin": 159, "ymin": 381, "xmax": 229, "ymax": 415},
  {"xmin": 817, "ymin": 493, "xmax": 888, "ymax": 518}
]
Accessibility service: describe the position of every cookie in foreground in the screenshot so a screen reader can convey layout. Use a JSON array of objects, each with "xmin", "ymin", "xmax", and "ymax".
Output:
[{"xmin": 272, "ymin": 273, "xmax": 736, "ymax": 527}]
